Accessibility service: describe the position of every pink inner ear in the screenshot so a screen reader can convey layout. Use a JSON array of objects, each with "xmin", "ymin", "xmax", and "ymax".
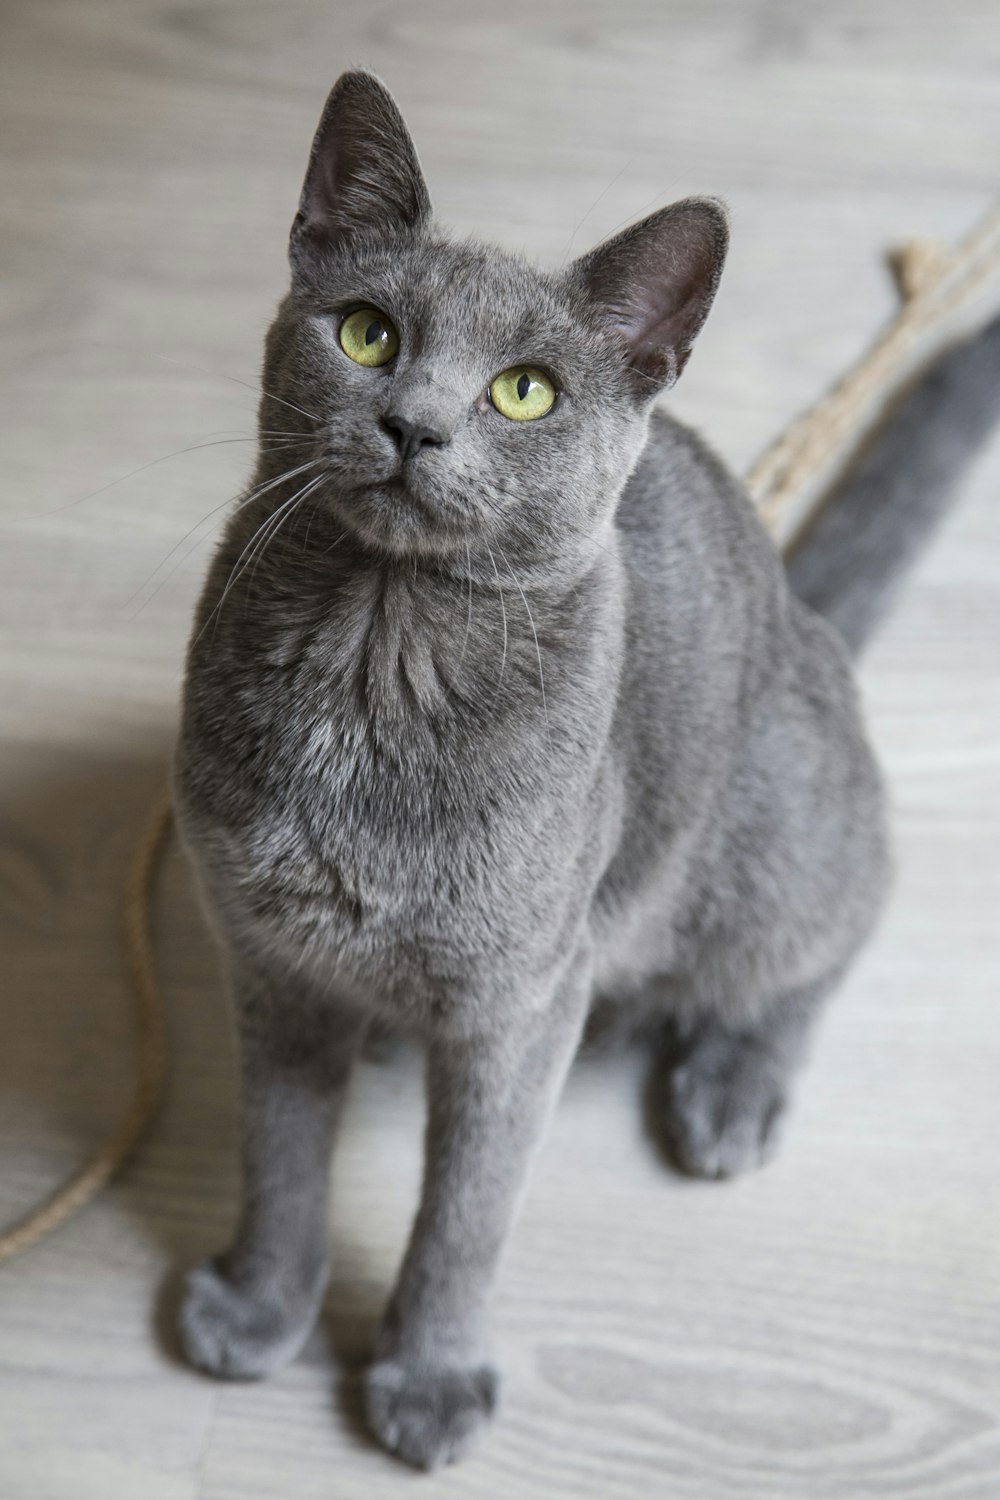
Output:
[{"xmin": 574, "ymin": 198, "xmax": 729, "ymax": 389}]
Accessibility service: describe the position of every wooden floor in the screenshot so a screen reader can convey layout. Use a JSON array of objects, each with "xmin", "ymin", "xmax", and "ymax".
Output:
[{"xmin": 2, "ymin": 2, "xmax": 999, "ymax": 1495}]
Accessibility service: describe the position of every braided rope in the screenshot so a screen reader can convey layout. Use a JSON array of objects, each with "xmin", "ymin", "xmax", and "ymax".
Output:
[
  {"xmin": 749, "ymin": 202, "xmax": 1000, "ymax": 540},
  {"xmin": 1, "ymin": 200, "xmax": 999, "ymax": 1266},
  {"xmin": 0, "ymin": 789, "xmax": 172, "ymax": 1264}
]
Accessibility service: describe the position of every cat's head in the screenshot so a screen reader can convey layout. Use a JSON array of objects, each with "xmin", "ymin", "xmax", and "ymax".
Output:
[{"xmin": 264, "ymin": 71, "xmax": 727, "ymax": 571}]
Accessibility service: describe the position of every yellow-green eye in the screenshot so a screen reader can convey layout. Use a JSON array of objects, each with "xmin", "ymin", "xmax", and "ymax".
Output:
[
  {"xmin": 339, "ymin": 307, "xmax": 400, "ymax": 367},
  {"xmin": 489, "ymin": 366, "xmax": 557, "ymax": 421}
]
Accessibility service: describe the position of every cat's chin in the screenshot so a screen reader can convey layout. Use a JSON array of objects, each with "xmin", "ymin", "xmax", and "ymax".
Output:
[{"xmin": 330, "ymin": 480, "xmax": 467, "ymax": 560}]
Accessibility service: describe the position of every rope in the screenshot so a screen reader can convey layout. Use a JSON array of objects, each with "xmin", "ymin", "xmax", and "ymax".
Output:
[
  {"xmin": 748, "ymin": 201, "xmax": 1000, "ymax": 542},
  {"xmin": 0, "ymin": 789, "xmax": 172, "ymax": 1264},
  {"xmin": 2, "ymin": 199, "xmax": 999, "ymax": 1266}
]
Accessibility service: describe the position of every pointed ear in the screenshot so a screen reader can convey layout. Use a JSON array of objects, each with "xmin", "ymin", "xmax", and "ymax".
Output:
[
  {"xmin": 290, "ymin": 71, "xmax": 431, "ymax": 273},
  {"xmin": 571, "ymin": 198, "xmax": 728, "ymax": 393}
]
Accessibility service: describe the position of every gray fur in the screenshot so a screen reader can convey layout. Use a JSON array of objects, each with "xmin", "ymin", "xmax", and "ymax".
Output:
[
  {"xmin": 172, "ymin": 71, "xmax": 995, "ymax": 1468},
  {"xmin": 787, "ymin": 314, "xmax": 1000, "ymax": 654}
]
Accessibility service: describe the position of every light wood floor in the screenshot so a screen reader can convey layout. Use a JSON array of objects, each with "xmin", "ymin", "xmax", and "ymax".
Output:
[{"xmin": 2, "ymin": 2, "xmax": 999, "ymax": 1495}]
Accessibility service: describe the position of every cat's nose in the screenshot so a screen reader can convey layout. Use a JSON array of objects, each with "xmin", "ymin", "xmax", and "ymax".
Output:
[{"xmin": 382, "ymin": 413, "xmax": 449, "ymax": 464}]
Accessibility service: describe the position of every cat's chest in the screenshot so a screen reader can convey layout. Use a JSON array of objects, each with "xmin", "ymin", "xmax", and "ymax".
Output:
[
  {"xmin": 178, "ymin": 561, "xmax": 623, "ymax": 1011},
  {"xmin": 200, "ymin": 666, "xmax": 505, "ymax": 875},
  {"xmin": 179, "ymin": 641, "xmax": 584, "ymax": 998}
]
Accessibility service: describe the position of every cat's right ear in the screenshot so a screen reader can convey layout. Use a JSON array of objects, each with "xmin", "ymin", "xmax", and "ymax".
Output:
[
  {"xmin": 289, "ymin": 72, "xmax": 431, "ymax": 275},
  {"xmin": 571, "ymin": 198, "xmax": 728, "ymax": 395}
]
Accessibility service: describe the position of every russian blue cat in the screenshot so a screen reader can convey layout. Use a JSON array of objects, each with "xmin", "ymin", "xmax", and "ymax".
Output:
[{"xmin": 173, "ymin": 71, "xmax": 1000, "ymax": 1468}]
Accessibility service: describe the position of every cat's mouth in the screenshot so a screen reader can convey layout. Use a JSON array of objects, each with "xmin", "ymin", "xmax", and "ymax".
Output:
[
  {"xmin": 328, "ymin": 468, "xmax": 468, "ymax": 558},
  {"xmin": 372, "ymin": 467, "xmax": 440, "ymax": 514}
]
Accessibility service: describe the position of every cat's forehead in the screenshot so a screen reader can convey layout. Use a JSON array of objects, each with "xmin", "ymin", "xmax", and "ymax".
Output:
[{"xmin": 322, "ymin": 234, "xmax": 592, "ymax": 362}]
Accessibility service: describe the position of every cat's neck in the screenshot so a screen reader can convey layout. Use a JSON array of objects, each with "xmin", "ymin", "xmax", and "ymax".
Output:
[{"xmin": 207, "ymin": 486, "xmax": 626, "ymax": 760}]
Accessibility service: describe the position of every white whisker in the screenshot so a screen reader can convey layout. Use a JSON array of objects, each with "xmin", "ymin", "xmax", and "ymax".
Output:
[
  {"xmin": 125, "ymin": 456, "xmax": 325, "ymax": 612},
  {"xmin": 196, "ymin": 470, "xmax": 328, "ymax": 640},
  {"xmin": 43, "ymin": 433, "xmax": 280, "ymax": 519},
  {"xmin": 246, "ymin": 473, "xmax": 328, "ymax": 590},
  {"xmin": 485, "ymin": 542, "xmax": 508, "ymax": 707},
  {"xmin": 498, "ymin": 543, "xmax": 550, "ymax": 739},
  {"xmin": 156, "ymin": 353, "xmax": 320, "ymax": 423},
  {"xmin": 460, "ymin": 539, "xmax": 474, "ymax": 664},
  {"xmin": 558, "ymin": 155, "xmax": 637, "ymax": 268}
]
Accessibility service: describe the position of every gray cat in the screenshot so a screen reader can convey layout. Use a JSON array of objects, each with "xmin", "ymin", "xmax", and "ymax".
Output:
[{"xmin": 172, "ymin": 70, "xmax": 1000, "ymax": 1469}]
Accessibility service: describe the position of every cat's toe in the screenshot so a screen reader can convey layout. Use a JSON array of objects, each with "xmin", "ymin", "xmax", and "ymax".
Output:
[
  {"xmin": 179, "ymin": 1260, "xmax": 320, "ymax": 1380},
  {"xmin": 364, "ymin": 1357, "xmax": 499, "ymax": 1470},
  {"xmin": 665, "ymin": 1054, "xmax": 788, "ymax": 1179}
]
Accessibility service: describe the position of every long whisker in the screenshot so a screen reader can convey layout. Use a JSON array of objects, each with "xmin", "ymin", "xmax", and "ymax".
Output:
[
  {"xmin": 197, "ymin": 472, "xmax": 328, "ymax": 640},
  {"xmin": 246, "ymin": 473, "xmax": 328, "ymax": 591},
  {"xmin": 124, "ymin": 456, "xmax": 326, "ymax": 611},
  {"xmin": 321, "ymin": 528, "xmax": 347, "ymax": 557},
  {"xmin": 498, "ymin": 542, "xmax": 550, "ymax": 738},
  {"xmin": 573, "ymin": 175, "xmax": 686, "ymax": 259},
  {"xmin": 126, "ymin": 460, "xmax": 324, "ymax": 619},
  {"xmin": 197, "ymin": 506, "xmax": 297, "ymax": 643},
  {"xmin": 208, "ymin": 478, "xmax": 324, "ymax": 632},
  {"xmin": 558, "ymin": 155, "xmax": 637, "ymax": 268},
  {"xmin": 460, "ymin": 539, "xmax": 474, "ymax": 664},
  {"xmin": 477, "ymin": 484, "xmax": 619, "ymax": 569},
  {"xmin": 250, "ymin": 382, "xmax": 320, "ymax": 426},
  {"xmin": 156, "ymin": 353, "xmax": 321, "ymax": 424},
  {"xmin": 40, "ymin": 434, "xmax": 291, "ymax": 519},
  {"xmin": 484, "ymin": 542, "xmax": 508, "ymax": 706}
]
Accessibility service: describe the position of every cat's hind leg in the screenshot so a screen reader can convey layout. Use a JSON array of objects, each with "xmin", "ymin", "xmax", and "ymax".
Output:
[{"xmin": 648, "ymin": 978, "xmax": 833, "ymax": 1179}]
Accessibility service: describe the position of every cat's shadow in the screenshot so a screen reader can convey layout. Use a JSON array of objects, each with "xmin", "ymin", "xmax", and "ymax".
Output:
[{"xmin": 0, "ymin": 734, "xmax": 399, "ymax": 1453}]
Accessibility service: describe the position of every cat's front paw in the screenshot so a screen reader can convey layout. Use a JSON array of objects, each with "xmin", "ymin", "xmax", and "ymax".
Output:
[
  {"xmin": 179, "ymin": 1259, "xmax": 323, "ymax": 1380},
  {"xmin": 364, "ymin": 1356, "xmax": 499, "ymax": 1469}
]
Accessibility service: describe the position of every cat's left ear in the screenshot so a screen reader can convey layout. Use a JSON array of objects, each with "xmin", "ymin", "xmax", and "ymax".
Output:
[
  {"xmin": 290, "ymin": 71, "xmax": 431, "ymax": 275},
  {"xmin": 571, "ymin": 198, "xmax": 728, "ymax": 394}
]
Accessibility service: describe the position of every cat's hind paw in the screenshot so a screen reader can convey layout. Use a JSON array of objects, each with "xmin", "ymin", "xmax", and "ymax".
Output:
[{"xmin": 661, "ymin": 1033, "xmax": 791, "ymax": 1179}]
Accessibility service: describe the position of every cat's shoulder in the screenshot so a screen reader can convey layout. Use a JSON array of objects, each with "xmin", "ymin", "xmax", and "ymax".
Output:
[{"xmin": 618, "ymin": 408, "xmax": 774, "ymax": 568}]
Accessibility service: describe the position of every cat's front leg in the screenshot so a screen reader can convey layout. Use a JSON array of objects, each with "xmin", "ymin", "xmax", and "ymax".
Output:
[
  {"xmin": 180, "ymin": 957, "xmax": 366, "ymax": 1379},
  {"xmin": 365, "ymin": 953, "xmax": 591, "ymax": 1469}
]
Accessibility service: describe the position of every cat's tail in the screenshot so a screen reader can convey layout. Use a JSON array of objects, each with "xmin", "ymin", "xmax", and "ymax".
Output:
[{"xmin": 784, "ymin": 314, "xmax": 1000, "ymax": 655}]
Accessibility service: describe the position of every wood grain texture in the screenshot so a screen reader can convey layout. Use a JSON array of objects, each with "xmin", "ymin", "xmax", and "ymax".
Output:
[{"xmin": 1, "ymin": 2, "xmax": 998, "ymax": 1495}]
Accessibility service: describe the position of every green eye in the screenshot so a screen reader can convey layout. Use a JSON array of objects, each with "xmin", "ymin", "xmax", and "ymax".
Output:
[
  {"xmin": 489, "ymin": 366, "xmax": 557, "ymax": 421},
  {"xmin": 339, "ymin": 307, "xmax": 400, "ymax": 367}
]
